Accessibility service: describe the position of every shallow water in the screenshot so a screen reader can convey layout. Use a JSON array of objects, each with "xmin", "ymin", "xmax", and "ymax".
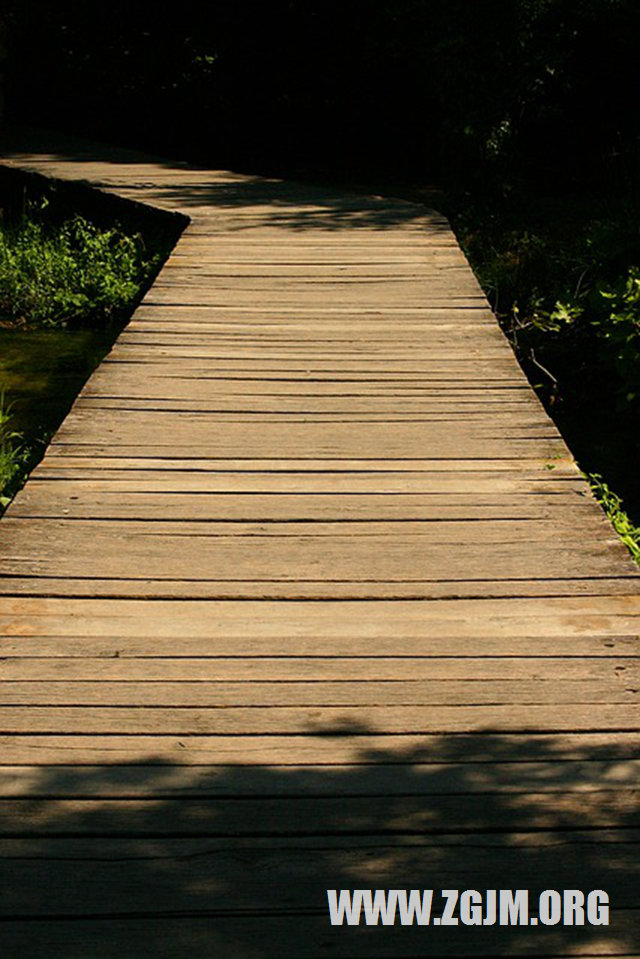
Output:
[{"xmin": 0, "ymin": 325, "xmax": 115, "ymax": 479}]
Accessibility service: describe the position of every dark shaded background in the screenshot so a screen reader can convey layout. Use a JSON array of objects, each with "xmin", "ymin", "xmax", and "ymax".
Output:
[{"xmin": 3, "ymin": 0, "xmax": 640, "ymax": 190}]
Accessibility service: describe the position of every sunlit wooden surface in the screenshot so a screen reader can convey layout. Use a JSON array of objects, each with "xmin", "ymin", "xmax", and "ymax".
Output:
[{"xmin": 0, "ymin": 130, "xmax": 638, "ymax": 957}]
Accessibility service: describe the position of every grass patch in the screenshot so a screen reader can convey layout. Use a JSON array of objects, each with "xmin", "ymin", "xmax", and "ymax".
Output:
[
  {"xmin": 0, "ymin": 201, "xmax": 161, "ymax": 329},
  {"xmin": 0, "ymin": 397, "xmax": 26, "ymax": 507}
]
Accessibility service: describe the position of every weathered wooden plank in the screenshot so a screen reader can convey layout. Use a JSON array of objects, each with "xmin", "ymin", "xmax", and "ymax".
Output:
[
  {"xmin": 0, "ymin": 832, "xmax": 636, "ymax": 920},
  {"xmin": 26, "ymin": 467, "xmax": 585, "ymax": 494},
  {"xmin": 76, "ymin": 394, "xmax": 541, "ymax": 411},
  {"xmin": 11, "ymin": 496, "xmax": 593, "ymax": 527},
  {"xmin": 105, "ymin": 344, "xmax": 506, "ymax": 362},
  {"xmin": 150, "ymin": 274, "xmax": 485, "ymax": 292},
  {"xmin": 0, "ymin": 515, "xmax": 619, "ymax": 547},
  {"xmin": 158, "ymin": 262, "xmax": 470, "ymax": 276},
  {"xmin": 1, "ymin": 595, "xmax": 638, "ymax": 636},
  {"xmin": 0, "ymin": 519, "xmax": 629, "ymax": 584},
  {"xmin": 1, "ymin": 656, "xmax": 637, "ymax": 681},
  {"xmin": 0, "ymin": 679, "xmax": 636, "ymax": 707},
  {"xmin": 129, "ymin": 308, "xmax": 500, "ymax": 328},
  {"xmin": 0, "ymin": 577, "xmax": 637, "ymax": 600},
  {"xmin": 57, "ymin": 413, "xmax": 558, "ymax": 429},
  {"xmin": 1, "ymin": 634, "xmax": 635, "ymax": 659},
  {"xmin": 7, "ymin": 490, "xmax": 601, "ymax": 523},
  {"xmin": 1, "ymin": 790, "xmax": 638, "ymax": 835},
  {"xmin": 0, "ymin": 703, "xmax": 638, "ymax": 734},
  {"xmin": 0, "ymin": 915, "xmax": 636, "ymax": 959},
  {"xmin": 71, "ymin": 384, "xmax": 537, "ymax": 401},
  {"xmin": 103, "ymin": 345, "xmax": 519, "ymax": 363},
  {"xmin": 3, "ymin": 757, "xmax": 639, "ymax": 796},
  {"xmin": 0, "ymin": 731, "xmax": 638, "ymax": 765},
  {"xmin": 45, "ymin": 437, "xmax": 567, "ymax": 461}
]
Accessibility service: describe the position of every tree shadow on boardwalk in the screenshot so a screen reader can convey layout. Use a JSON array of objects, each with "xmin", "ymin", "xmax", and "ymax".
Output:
[
  {"xmin": 138, "ymin": 175, "xmax": 449, "ymax": 233},
  {"xmin": 0, "ymin": 726, "xmax": 637, "ymax": 957},
  {"xmin": 144, "ymin": 177, "xmax": 446, "ymax": 233},
  {"xmin": 0, "ymin": 127, "xmax": 447, "ymax": 232}
]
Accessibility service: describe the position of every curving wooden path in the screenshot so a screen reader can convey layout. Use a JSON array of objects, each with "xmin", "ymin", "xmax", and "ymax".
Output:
[{"xmin": 0, "ymin": 131, "xmax": 639, "ymax": 957}]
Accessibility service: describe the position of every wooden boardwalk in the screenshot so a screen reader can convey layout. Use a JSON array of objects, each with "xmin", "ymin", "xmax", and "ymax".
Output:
[{"xmin": 0, "ymin": 131, "xmax": 639, "ymax": 957}]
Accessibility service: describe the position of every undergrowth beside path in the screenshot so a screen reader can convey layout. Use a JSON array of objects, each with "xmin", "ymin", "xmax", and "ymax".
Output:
[
  {"xmin": 0, "ymin": 202, "xmax": 160, "ymax": 328},
  {"xmin": 0, "ymin": 196, "xmax": 167, "ymax": 508},
  {"xmin": 448, "ymin": 190, "xmax": 640, "ymax": 565}
]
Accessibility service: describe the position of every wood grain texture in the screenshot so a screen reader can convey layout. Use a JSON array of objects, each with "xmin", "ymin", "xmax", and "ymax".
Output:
[{"xmin": 0, "ymin": 129, "xmax": 639, "ymax": 957}]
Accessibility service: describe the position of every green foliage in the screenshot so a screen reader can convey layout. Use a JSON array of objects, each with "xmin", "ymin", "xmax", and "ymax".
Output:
[
  {"xmin": 452, "ymin": 190, "xmax": 640, "ymax": 528},
  {"xmin": 0, "ymin": 208, "xmax": 158, "ymax": 329},
  {"xmin": 588, "ymin": 473, "xmax": 640, "ymax": 564},
  {"xmin": 452, "ymin": 185, "xmax": 640, "ymax": 411},
  {"xmin": 535, "ymin": 300, "xmax": 584, "ymax": 332},
  {"xmin": 526, "ymin": 267, "xmax": 640, "ymax": 410},
  {"xmin": 0, "ymin": 200, "xmax": 165, "ymax": 511},
  {"xmin": 595, "ymin": 268, "xmax": 640, "ymax": 405}
]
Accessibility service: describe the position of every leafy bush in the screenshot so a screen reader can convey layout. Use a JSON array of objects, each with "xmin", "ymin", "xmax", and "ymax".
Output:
[
  {"xmin": 596, "ymin": 268, "xmax": 640, "ymax": 406},
  {"xmin": 526, "ymin": 267, "xmax": 640, "ymax": 410},
  {"xmin": 0, "ymin": 209, "xmax": 158, "ymax": 328}
]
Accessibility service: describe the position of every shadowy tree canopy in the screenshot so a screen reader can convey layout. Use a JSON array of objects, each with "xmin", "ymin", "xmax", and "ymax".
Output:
[{"xmin": 4, "ymin": 0, "xmax": 640, "ymax": 188}]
